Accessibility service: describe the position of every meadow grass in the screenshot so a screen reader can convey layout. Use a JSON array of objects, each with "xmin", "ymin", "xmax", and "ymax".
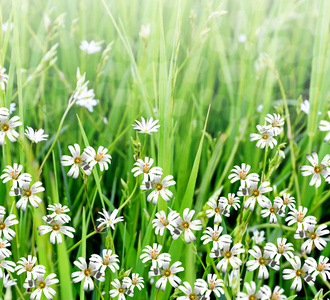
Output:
[{"xmin": 0, "ymin": 0, "xmax": 329, "ymax": 299}]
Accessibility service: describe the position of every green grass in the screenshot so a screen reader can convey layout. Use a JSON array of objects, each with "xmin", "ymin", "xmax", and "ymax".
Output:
[{"xmin": 0, "ymin": 0, "xmax": 330, "ymax": 299}]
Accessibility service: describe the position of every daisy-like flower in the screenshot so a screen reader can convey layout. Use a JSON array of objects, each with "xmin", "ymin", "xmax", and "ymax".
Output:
[
  {"xmin": 239, "ymin": 182, "xmax": 272, "ymax": 212},
  {"xmin": 149, "ymin": 260, "xmax": 184, "ymax": 291},
  {"xmin": 139, "ymin": 24, "xmax": 151, "ymax": 40},
  {"xmin": 139, "ymin": 243, "xmax": 171, "ymax": 268},
  {"xmin": 0, "ymin": 206, "xmax": 4, "ymax": 215},
  {"xmin": 177, "ymin": 281, "xmax": 203, "ymax": 300},
  {"xmin": 200, "ymin": 225, "xmax": 232, "ymax": 250},
  {"xmin": 0, "ymin": 238, "xmax": 11, "ymax": 258},
  {"xmin": 218, "ymin": 193, "xmax": 241, "ymax": 211},
  {"xmin": 235, "ymin": 281, "xmax": 266, "ymax": 299},
  {"xmin": 286, "ymin": 206, "xmax": 317, "ymax": 231},
  {"xmin": 283, "ymin": 256, "xmax": 315, "ymax": 291},
  {"xmin": 75, "ymin": 87, "xmax": 99, "ymax": 112},
  {"xmin": 47, "ymin": 204, "xmax": 71, "ymax": 223},
  {"xmin": 0, "ymin": 213, "xmax": 18, "ymax": 241},
  {"xmin": 172, "ymin": 208, "xmax": 203, "ymax": 244},
  {"xmin": 246, "ymin": 246, "xmax": 279, "ymax": 279},
  {"xmin": 123, "ymin": 273, "xmax": 144, "ymax": 291},
  {"xmin": 37, "ymin": 216, "xmax": 75, "ymax": 244},
  {"xmin": 24, "ymin": 273, "xmax": 59, "ymax": 300},
  {"xmin": 265, "ymin": 113, "xmax": 284, "ymax": 136},
  {"xmin": 152, "ymin": 210, "xmax": 179, "ymax": 236},
  {"xmin": 0, "ymin": 115, "xmax": 22, "ymax": 146},
  {"xmin": 131, "ymin": 157, "xmax": 163, "ymax": 182},
  {"xmin": 274, "ymin": 193, "xmax": 296, "ymax": 211},
  {"xmin": 132, "ymin": 117, "xmax": 160, "ymax": 134},
  {"xmin": 3, "ymin": 273, "xmax": 17, "ymax": 287},
  {"xmin": 251, "ymin": 230, "xmax": 266, "ymax": 244},
  {"xmin": 228, "ymin": 164, "xmax": 260, "ymax": 188},
  {"xmin": 0, "ymin": 163, "xmax": 32, "ymax": 188},
  {"xmin": 300, "ymin": 152, "xmax": 330, "ymax": 187},
  {"xmin": 0, "ymin": 66, "xmax": 9, "ymax": 90},
  {"xmin": 301, "ymin": 100, "xmax": 310, "ymax": 114},
  {"xmin": 110, "ymin": 279, "xmax": 133, "ymax": 298},
  {"xmin": 264, "ymin": 238, "xmax": 294, "ymax": 261},
  {"xmin": 61, "ymin": 144, "xmax": 92, "ymax": 179},
  {"xmin": 195, "ymin": 274, "xmax": 224, "ymax": 298},
  {"xmin": 140, "ymin": 175, "xmax": 176, "ymax": 205},
  {"xmin": 0, "ymin": 107, "xmax": 9, "ymax": 117},
  {"xmin": 10, "ymin": 181, "xmax": 45, "ymax": 211},
  {"xmin": 261, "ymin": 201, "xmax": 285, "ymax": 223},
  {"xmin": 10, "ymin": 103, "xmax": 16, "ymax": 114},
  {"xmin": 318, "ymin": 111, "xmax": 330, "ymax": 144},
  {"xmin": 305, "ymin": 256, "xmax": 330, "ymax": 281},
  {"xmin": 71, "ymin": 257, "xmax": 105, "ymax": 291},
  {"xmin": 24, "ymin": 127, "xmax": 48, "ymax": 143},
  {"xmin": 250, "ymin": 125, "xmax": 277, "ymax": 149},
  {"xmin": 0, "ymin": 255, "xmax": 16, "ymax": 278},
  {"xmin": 15, "ymin": 256, "xmax": 46, "ymax": 280},
  {"xmin": 96, "ymin": 208, "xmax": 124, "ymax": 231},
  {"xmin": 1, "ymin": 22, "xmax": 13, "ymax": 33},
  {"xmin": 205, "ymin": 198, "xmax": 229, "ymax": 224},
  {"xmin": 90, "ymin": 249, "xmax": 120, "ymax": 273},
  {"xmin": 84, "ymin": 146, "xmax": 112, "ymax": 171},
  {"xmin": 259, "ymin": 285, "xmax": 287, "ymax": 300},
  {"xmin": 210, "ymin": 242, "xmax": 245, "ymax": 273},
  {"xmin": 80, "ymin": 40, "xmax": 103, "ymax": 54},
  {"xmin": 294, "ymin": 224, "xmax": 329, "ymax": 254}
]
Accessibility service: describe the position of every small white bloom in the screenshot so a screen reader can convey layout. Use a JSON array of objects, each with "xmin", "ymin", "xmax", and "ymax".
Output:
[
  {"xmin": 110, "ymin": 278, "xmax": 133, "ymax": 298},
  {"xmin": 318, "ymin": 111, "xmax": 330, "ymax": 144},
  {"xmin": 274, "ymin": 193, "xmax": 296, "ymax": 211},
  {"xmin": 286, "ymin": 206, "xmax": 317, "ymax": 231},
  {"xmin": 177, "ymin": 281, "xmax": 202, "ymax": 300},
  {"xmin": 132, "ymin": 157, "xmax": 162, "ymax": 182},
  {"xmin": 259, "ymin": 285, "xmax": 287, "ymax": 300},
  {"xmin": 0, "ymin": 213, "xmax": 18, "ymax": 241},
  {"xmin": 0, "ymin": 255, "xmax": 16, "ymax": 278},
  {"xmin": 132, "ymin": 117, "xmax": 160, "ymax": 134},
  {"xmin": 264, "ymin": 113, "xmax": 284, "ymax": 136},
  {"xmin": 9, "ymin": 103, "xmax": 16, "ymax": 114},
  {"xmin": 228, "ymin": 164, "xmax": 260, "ymax": 188},
  {"xmin": 218, "ymin": 193, "xmax": 241, "ymax": 211},
  {"xmin": 123, "ymin": 273, "xmax": 144, "ymax": 291},
  {"xmin": 235, "ymin": 281, "xmax": 266, "ymax": 299},
  {"xmin": 0, "ymin": 115, "xmax": 22, "ymax": 145},
  {"xmin": 84, "ymin": 146, "xmax": 111, "ymax": 171},
  {"xmin": 205, "ymin": 198, "xmax": 229, "ymax": 224},
  {"xmin": 96, "ymin": 208, "xmax": 124, "ymax": 231},
  {"xmin": 15, "ymin": 255, "xmax": 46, "ymax": 280},
  {"xmin": 261, "ymin": 201, "xmax": 285, "ymax": 223},
  {"xmin": 0, "ymin": 66, "xmax": 9, "ymax": 90},
  {"xmin": 24, "ymin": 126, "xmax": 48, "ymax": 143},
  {"xmin": 139, "ymin": 243, "xmax": 171, "ymax": 268},
  {"xmin": 0, "ymin": 163, "xmax": 32, "ymax": 188},
  {"xmin": 23, "ymin": 273, "xmax": 58, "ymax": 300},
  {"xmin": 264, "ymin": 238, "xmax": 294, "ymax": 261},
  {"xmin": 139, "ymin": 24, "xmax": 150, "ymax": 40},
  {"xmin": 305, "ymin": 256, "xmax": 330, "ymax": 281},
  {"xmin": 3, "ymin": 272, "xmax": 17, "ymax": 287},
  {"xmin": 301, "ymin": 100, "xmax": 310, "ymax": 114},
  {"xmin": 90, "ymin": 249, "xmax": 120, "ymax": 273},
  {"xmin": 250, "ymin": 125, "xmax": 277, "ymax": 149},
  {"xmin": 152, "ymin": 210, "xmax": 179, "ymax": 236},
  {"xmin": 239, "ymin": 182, "xmax": 272, "ymax": 212},
  {"xmin": 251, "ymin": 230, "xmax": 266, "ymax": 244},
  {"xmin": 2, "ymin": 21, "xmax": 14, "ymax": 33},
  {"xmin": 75, "ymin": 91, "xmax": 99, "ymax": 112},
  {"xmin": 195, "ymin": 274, "xmax": 224, "ymax": 298},
  {"xmin": 0, "ymin": 238, "xmax": 11, "ymax": 258},
  {"xmin": 201, "ymin": 225, "xmax": 232, "ymax": 250},
  {"xmin": 47, "ymin": 204, "xmax": 71, "ymax": 223},
  {"xmin": 80, "ymin": 40, "xmax": 104, "ymax": 54}
]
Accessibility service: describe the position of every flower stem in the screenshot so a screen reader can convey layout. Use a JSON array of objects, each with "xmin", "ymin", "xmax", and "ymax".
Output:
[
  {"xmin": 94, "ymin": 280, "xmax": 105, "ymax": 300},
  {"xmin": 118, "ymin": 179, "xmax": 139, "ymax": 211},
  {"xmin": 261, "ymin": 145, "xmax": 268, "ymax": 182},
  {"xmin": 84, "ymin": 181, "xmax": 96, "ymax": 230}
]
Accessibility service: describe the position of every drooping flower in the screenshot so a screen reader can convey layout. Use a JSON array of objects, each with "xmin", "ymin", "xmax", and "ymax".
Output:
[
  {"xmin": 132, "ymin": 117, "xmax": 160, "ymax": 134},
  {"xmin": 2, "ymin": 273, "xmax": 17, "ymax": 288},
  {"xmin": 24, "ymin": 127, "xmax": 48, "ymax": 143},
  {"xmin": 250, "ymin": 125, "xmax": 277, "ymax": 149},
  {"xmin": 0, "ymin": 115, "xmax": 22, "ymax": 146},
  {"xmin": 318, "ymin": 111, "xmax": 330, "ymax": 144},
  {"xmin": 195, "ymin": 274, "xmax": 224, "ymax": 298},
  {"xmin": 131, "ymin": 157, "xmax": 162, "ymax": 182},
  {"xmin": 0, "ymin": 163, "xmax": 32, "ymax": 188},
  {"xmin": 228, "ymin": 164, "xmax": 260, "ymax": 188},
  {"xmin": 90, "ymin": 249, "xmax": 120, "ymax": 273},
  {"xmin": 139, "ymin": 24, "xmax": 151, "ymax": 40},
  {"xmin": 80, "ymin": 40, "xmax": 103, "ymax": 54},
  {"xmin": 139, "ymin": 243, "xmax": 171, "ymax": 268}
]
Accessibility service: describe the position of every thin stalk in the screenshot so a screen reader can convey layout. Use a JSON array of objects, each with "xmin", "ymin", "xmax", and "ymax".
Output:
[
  {"xmin": 262, "ymin": 145, "xmax": 268, "ymax": 182},
  {"xmin": 118, "ymin": 179, "xmax": 139, "ymax": 211},
  {"xmin": 84, "ymin": 181, "xmax": 96, "ymax": 229},
  {"xmin": 94, "ymin": 281, "xmax": 105, "ymax": 300}
]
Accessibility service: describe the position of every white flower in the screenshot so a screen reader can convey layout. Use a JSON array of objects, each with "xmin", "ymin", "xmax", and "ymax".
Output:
[
  {"xmin": 250, "ymin": 125, "xmax": 277, "ymax": 149},
  {"xmin": 90, "ymin": 249, "xmax": 120, "ymax": 273},
  {"xmin": 301, "ymin": 100, "xmax": 310, "ymax": 114},
  {"xmin": 3, "ymin": 273, "xmax": 17, "ymax": 287},
  {"xmin": 0, "ymin": 163, "xmax": 32, "ymax": 188},
  {"xmin": 0, "ymin": 115, "xmax": 22, "ymax": 145},
  {"xmin": 251, "ymin": 230, "xmax": 265, "ymax": 244},
  {"xmin": 139, "ymin": 24, "xmax": 151, "ymax": 40},
  {"xmin": 294, "ymin": 224, "xmax": 329, "ymax": 254},
  {"xmin": 132, "ymin": 117, "xmax": 160, "ymax": 134},
  {"xmin": 274, "ymin": 193, "xmax": 296, "ymax": 211},
  {"xmin": 218, "ymin": 193, "xmax": 241, "ymax": 211},
  {"xmin": 0, "ymin": 213, "xmax": 18, "ymax": 241},
  {"xmin": 300, "ymin": 152, "xmax": 330, "ymax": 187},
  {"xmin": 47, "ymin": 204, "xmax": 71, "ymax": 223},
  {"xmin": 0, "ymin": 66, "xmax": 9, "ymax": 90},
  {"xmin": 97, "ymin": 208, "xmax": 124, "ymax": 231},
  {"xmin": 37, "ymin": 216, "xmax": 75, "ymax": 244},
  {"xmin": 305, "ymin": 256, "xmax": 330, "ymax": 281},
  {"xmin": 235, "ymin": 281, "xmax": 266, "ymax": 299},
  {"xmin": 149, "ymin": 261, "xmax": 184, "ymax": 291},
  {"xmin": 177, "ymin": 281, "xmax": 202, "ymax": 300},
  {"xmin": 228, "ymin": 164, "xmax": 260, "ymax": 188},
  {"xmin": 246, "ymin": 246, "xmax": 279, "ymax": 279},
  {"xmin": 264, "ymin": 238, "xmax": 294, "ymax": 261},
  {"xmin": 123, "ymin": 273, "xmax": 144, "ymax": 291},
  {"xmin": 206, "ymin": 198, "xmax": 229, "ymax": 224},
  {"xmin": 71, "ymin": 257, "xmax": 105, "ymax": 291},
  {"xmin": 195, "ymin": 274, "xmax": 224, "ymax": 298},
  {"xmin": 201, "ymin": 225, "xmax": 232, "ymax": 250},
  {"xmin": 15, "ymin": 255, "xmax": 46, "ymax": 280},
  {"xmin": 25, "ymin": 273, "xmax": 59, "ymax": 300},
  {"xmin": 0, "ymin": 238, "xmax": 11, "ymax": 258},
  {"xmin": 210, "ymin": 242, "xmax": 244, "ymax": 273},
  {"xmin": 2, "ymin": 21, "xmax": 13, "ymax": 33},
  {"xmin": 237, "ymin": 34, "xmax": 247, "ymax": 43},
  {"xmin": 0, "ymin": 107, "xmax": 9, "ymax": 117},
  {"xmin": 61, "ymin": 144, "xmax": 92, "ymax": 179},
  {"xmin": 264, "ymin": 113, "xmax": 284, "ymax": 136},
  {"xmin": 283, "ymin": 256, "xmax": 315, "ymax": 291},
  {"xmin": 140, "ymin": 175, "xmax": 176, "ymax": 205},
  {"xmin": 261, "ymin": 201, "xmax": 285, "ymax": 223},
  {"xmin": 152, "ymin": 210, "xmax": 179, "ymax": 236},
  {"xmin": 172, "ymin": 208, "xmax": 202, "ymax": 244},
  {"xmin": 319, "ymin": 111, "xmax": 330, "ymax": 144},
  {"xmin": 84, "ymin": 146, "xmax": 111, "ymax": 171},
  {"xmin": 24, "ymin": 127, "xmax": 48, "ymax": 143},
  {"xmin": 259, "ymin": 285, "xmax": 287, "ymax": 300},
  {"xmin": 131, "ymin": 157, "xmax": 162, "ymax": 182},
  {"xmin": 139, "ymin": 243, "xmax": 171, "ymax": 268},
  {"xmin": 75, "ymin": 93, "xmax": 99, "ymax": 112},
  {"xmin": 239, "ymin": 182, "xmax": 272, "ymax": 212},
  {"xmin": 80, "ymin": 40, "xmax": 104, "ymax": 54},
  {"xmin": 0, "ymin": 255, "xmax": 16, "ymax": 278},
  {"xmin": 110, "ymin": 278, "xmax": 133, "ymax": 298},
  {"xmin": 286, "ymin": 206, "xmax": 317, "ymax": 231},
  {"xmin": 9, "ymin": 181, "xmax": 45, "ymax": 211},
  {"xmin": 9, "ymin": 103, "xmax": 16, "ymax": 114}
]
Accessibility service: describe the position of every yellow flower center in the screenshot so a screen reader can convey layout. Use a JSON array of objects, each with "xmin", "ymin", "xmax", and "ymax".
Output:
[
  {"xmin": 142, "ymin": 163, "xmax": 150, "ymax": 173},
  {"xmin": 26, "ymin": 262, "xmax": 33, "ymax": 272},
  {"xmin": 11, "ymin": 170, "xmax": 19, "ymax": 180},
  {"xmin": 262, "ymin": 134, "xmax": 269, "ymax": 140},
  {"xmin": 95, "ymin": 153, "xmax": 103, "ymax": 162},
  {"xmin": 317, "ymin": 262, "xmax": 325, "ymax": 272},
  {"xmin": 74, "ymin": 157, "xmax": 82, "ymax": 164},
  {"xmin": 296, "ymin": 212, "xmax": 304, "ymax": 223},
  {"xmin": 208, "ymin": 280, "xmax": 215, "ymax": 290},
  {"xmin": 155, "ymin": 183, "xmax": 163, "ymax": 191},
  {"xmin": 84, "ymin": 268, "xmax": 92, "ymax": 277},
  {"xmin": 277, "ymin": 244, "xmax": 285, "ymax": 254},
  {"xmin": 55, "ymin": 208, "xmax": 64, "ymax": 214},
  {"xmin": 314, "ymin": 166, "xmax": 322, "ymax": 174},
  {"xmin": 272, "ymin": 121, "xmax": 279, "ymax": 127},
  {"xmin": 214, "ymin": 207, "xmax": 220, "ymax": 213},
  {"xmin": 0, "ymin": 222, "xmax": 6, "ymax": 230},
  {"xmin": 182, "ymin": 221, "xmax": 190, "ymax": 229},
  {"xmin": 249, "ymin": 296, "xmax": 257, "ymax": 300},
  {"xmin": 118, "ymin": 287, "xmax": 124, "ymax": 293},
  {"xmin": 38, "ymin": 281, "xmax": 46, "ymax": 289},
  {"xmin": 224, "ymin": 251, "xmax": 232, "ymax": 258},
  {"xmin": 259, "ymin": 257, "xmax": 266, "ymax": 265},
  {"xmin": 211, "ymin": 231, "xmax": 219, "ymax": 241},
  {"xmin": 310, "ymin": 232, "xmax": 317, "ymax": 240},
  {"xmin": 164, "ymin": 269, "xmax": 171, "ymax": 277},
  {"xmin": 150, "ymin": 249, "xmax": 159, "ymax": 260},
  {"xmin": 189, "ymin": 293, "xmax": 197, "ymax": 300},
  {"xmin": 252, "ymin": 189, "xmax": 259, "ymax": 197},
  {"xmin": 296, "ymin": 269, "xmax": 303, "ymax": 276},
  {"xmin": 270, "ymin": 207, "xmax": 275, "ymax": 213},
  {"xmin": 103, "ymin": 255, "xmax": 111, "ymax": 265},
  {"xmin": 1, "ymin": 124, "xmax": 9, "ymax": 132},
  {"xmin": 160, "ymin": 217, "xmax": 169, "ymax": 227},
  {"xmin": 25, "ymin": 189, "xmax": 32, "ymax": 197},
  {"xmin": 52, "ymin": 224, "xmax": 60, "ymax": 231},
  {"xmin": 239, "ymin": 170, "xmax": 247, "ymax": 180}
]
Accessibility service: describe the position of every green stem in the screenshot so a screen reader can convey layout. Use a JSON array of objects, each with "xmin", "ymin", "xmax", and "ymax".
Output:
[
  {"xmin": 262, "ymin": 145, "xmax": 268, "ymax": 182},
  {"xmin": 84, "ymin": 181, "xmax": 96, "ymax": 230},
  {"xmin": 66, "ymin": 230, "xmax": 98, "ymax": 253},
  {"xmin": 118, "ymin": 179, "xmax": 139, "ymax": 211},
  {"xmin": 94, "ymin": 280, "xmax": 105, "ymax": 300}
]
